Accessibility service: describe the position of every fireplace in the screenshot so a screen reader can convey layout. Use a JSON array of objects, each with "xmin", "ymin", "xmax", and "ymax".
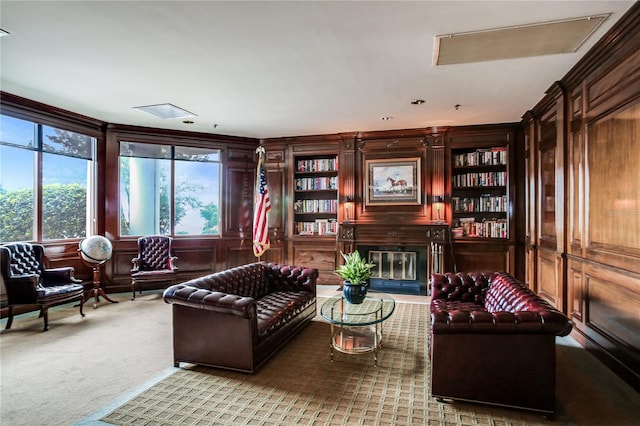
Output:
[
  {"xmin": 338, "ymin": 223, "xmax": 448, "ymax": 295},
  {"xmin": 359, "ymin": 246, "xmax": 428, "ymax": 295}
]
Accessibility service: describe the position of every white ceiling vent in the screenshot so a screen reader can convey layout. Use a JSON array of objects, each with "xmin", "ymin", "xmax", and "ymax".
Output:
[
  {"xmin": 133, "ymin": 103, "xmax": 197, "ymax": 120},
  {"xmin": 434, "ymin": 14, "xmax": 609, "ymax": 66}
]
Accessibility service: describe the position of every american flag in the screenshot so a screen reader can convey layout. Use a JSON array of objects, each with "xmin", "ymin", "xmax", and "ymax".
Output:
[{"xmin": 253, "ymin": 148, "xmax": 271, "ymax": 257}]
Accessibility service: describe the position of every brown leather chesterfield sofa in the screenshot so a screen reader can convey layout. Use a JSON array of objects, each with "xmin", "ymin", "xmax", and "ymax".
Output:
[
  {"xmin": 163, "ymin": 262, "xmax": 318, "ymax": 373},
  {"xmin": 429, "ymin": 272, "xmax": 572, "ymax": 415}
]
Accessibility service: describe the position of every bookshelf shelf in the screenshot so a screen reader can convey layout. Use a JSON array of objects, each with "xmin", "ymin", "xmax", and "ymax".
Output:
[
  {"xmin": 451, "ymin": 146, "xmax": 509, "ymax": 239},
  {"xmin": 293, "ymin": 153, "xmax": 339, "ymax": 236}
]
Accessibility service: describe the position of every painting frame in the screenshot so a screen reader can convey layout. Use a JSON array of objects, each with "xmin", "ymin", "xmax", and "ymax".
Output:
[{"xmin": 365, "ymin": 157, "xmax": 421, "ymax": 206}]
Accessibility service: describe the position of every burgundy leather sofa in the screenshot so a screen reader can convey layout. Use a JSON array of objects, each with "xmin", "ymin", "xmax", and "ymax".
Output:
[
  {"xmin": 163, "ymin": 262, "xmax": 318, "ymax": 373},
  {"xmin": 429, "ymin": 272, "xmax": 572, "ymax": 415}
]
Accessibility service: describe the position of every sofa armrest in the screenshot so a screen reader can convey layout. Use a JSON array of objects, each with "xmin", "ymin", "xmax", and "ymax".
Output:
[
  {"xmin": 163, "ymin": 284, "xmax": 257, "ymax": 319},
  {"xmin": 265, "ymin": 263, "xmax": 318, "ymax": 295},
  {"xmin": 4, "ymin": 274, "xmax": 39, "ymax": 303},
  {"xmin": 42, "ymin": 267, "xmax": 82, "ymax": 285}
]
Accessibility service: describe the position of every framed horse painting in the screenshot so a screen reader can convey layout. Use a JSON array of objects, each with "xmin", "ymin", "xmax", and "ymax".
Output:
[{"xmin": 365, "ymin": 157, "xmax": 421, "ymax": 205}]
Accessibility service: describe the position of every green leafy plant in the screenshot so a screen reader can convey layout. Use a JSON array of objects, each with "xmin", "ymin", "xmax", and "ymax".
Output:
[{"xmin": 334, "ymin": 250, "xmax": 375, "ymax": 285}]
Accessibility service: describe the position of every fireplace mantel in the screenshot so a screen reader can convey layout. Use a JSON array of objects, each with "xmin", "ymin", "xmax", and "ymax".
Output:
[{"xmin": 339, "ymin": 222, "xmax": 448, "ymax": 247}]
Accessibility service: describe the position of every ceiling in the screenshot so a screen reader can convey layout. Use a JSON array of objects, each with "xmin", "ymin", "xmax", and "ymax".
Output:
[{"xmin": 0, "ymin": 1, "xmax": 635, "ymax": 139}]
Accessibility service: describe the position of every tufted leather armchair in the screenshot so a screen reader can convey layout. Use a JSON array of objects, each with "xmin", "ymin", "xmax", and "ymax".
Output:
[
  {"xmin": 0, "ymin": 243, "xmax": 85, "ymax": 331},
  {"xmin": 131, "ymin": 235, "xmax": 178, "ymax": 300}
]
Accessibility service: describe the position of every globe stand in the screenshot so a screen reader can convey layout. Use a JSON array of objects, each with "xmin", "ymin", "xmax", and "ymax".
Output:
[
  {"xmin": 79, "ymin": 257, "xmax": 118, "ymax": 309},
  {"xmin": 78, "ymin": 237, "xmax": 119, "ymax": 310}
]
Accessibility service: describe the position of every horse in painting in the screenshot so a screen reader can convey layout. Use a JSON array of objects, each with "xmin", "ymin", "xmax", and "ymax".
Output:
[{"xmin": 387, "ymin": 177, "xmax": 408, "ymax": 193}]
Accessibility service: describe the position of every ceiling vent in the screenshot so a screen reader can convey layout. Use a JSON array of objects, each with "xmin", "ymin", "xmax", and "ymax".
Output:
[
  {"xmin": 434, "ymin": 14, "xmax": 609, "ymax": 66},
  {"xmin": 133, "ymin": 103, "xmax": 197, "ymax": 119}
]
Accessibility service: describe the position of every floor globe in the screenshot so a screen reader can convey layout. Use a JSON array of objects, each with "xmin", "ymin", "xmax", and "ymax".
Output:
[{"xmin": 79, "ymin": 235, "xmax": 113, "ymax": 265}]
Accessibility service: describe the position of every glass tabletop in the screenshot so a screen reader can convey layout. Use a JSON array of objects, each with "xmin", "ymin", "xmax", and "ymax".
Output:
[{"xmin": 320, "ymin": 291, "xmax": 395, "ymax": 326}]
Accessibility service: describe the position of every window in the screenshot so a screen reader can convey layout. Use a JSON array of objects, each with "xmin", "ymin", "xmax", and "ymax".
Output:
[
  {"xmin": 0, "ymin": 114, "xmax": 96, "ymax": 242},
  {"xmin": 119, "ymin": 142, "xmax": 221, "ymax": 236}
]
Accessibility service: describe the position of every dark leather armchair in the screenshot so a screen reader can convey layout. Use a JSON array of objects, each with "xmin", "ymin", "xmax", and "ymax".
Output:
[
  {"xmin": 131, "ymin": 235, "xmax": 178, "ymax": 300},
  {"xmin": 0, "ymin": 243, "xmax": 85, "ymax": 331}
]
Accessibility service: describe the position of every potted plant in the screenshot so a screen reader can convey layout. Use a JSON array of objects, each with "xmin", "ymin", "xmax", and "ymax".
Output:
[{"xmin": 334, "ymin": 250, "xmax": 376, "ymax": 304}]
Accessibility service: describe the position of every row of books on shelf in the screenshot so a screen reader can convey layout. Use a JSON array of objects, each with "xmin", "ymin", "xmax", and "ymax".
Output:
[
  {"xmin": 295, "ymin": 219, "xmax": 338, "ymax": 236},
  {"xmin": 453, "ymin": 217, "xmax": 508, "ymax": 238},
  {"xmin": 296, "ymin": 158, "xmax": 338, "ymax": 172},
  {"xmin": 453, "ymin": 147, "xmax": 507, "ymax": 167},
  {"xmin": 452, "ymin": 195, "xmax": 507, "ymax": 213},
  {"xmin": 295, "ymin": 176, "xmax": 338, "ymax": 191},
  {"xmin": 453, "ymin": 171, "xmax": 507, "ymax": 188},
  {"xmin": 294, "ymin": 199, "xmax": 337, "ymax": 213}
]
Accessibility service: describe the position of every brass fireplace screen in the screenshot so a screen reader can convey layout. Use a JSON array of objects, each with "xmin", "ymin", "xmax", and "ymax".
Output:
[{"xmin": 368, "ymin": 250, "xmax": 417, "ymax": 281}]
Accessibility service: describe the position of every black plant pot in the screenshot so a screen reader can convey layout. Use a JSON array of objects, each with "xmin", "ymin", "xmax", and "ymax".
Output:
[{"xmin": 343, "ymin": 282, "xmax": 368, "ymax": 304}]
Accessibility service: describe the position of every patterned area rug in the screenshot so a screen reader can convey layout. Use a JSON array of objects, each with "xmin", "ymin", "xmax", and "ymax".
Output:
[{"xmin": 101, "ymin": 302, "xmax": 549, "ymax": 425}]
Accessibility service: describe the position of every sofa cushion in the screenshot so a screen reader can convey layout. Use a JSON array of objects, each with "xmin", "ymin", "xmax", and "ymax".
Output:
[
  {"xmin": 430, "ymin": 272, "xmax": 492, "ymax": 304},
  {"xmin": 35, "ymin": 283, "xmax": 84, "ymax": 300},
  {"xmin": 256, "ymin": 291, "xmax": 315, "ymax": 339}
]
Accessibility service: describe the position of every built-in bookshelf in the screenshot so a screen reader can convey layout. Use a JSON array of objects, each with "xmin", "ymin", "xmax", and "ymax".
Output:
[
  {"xmin": 451, "ymin": 146, "xmax": 509, "ymax": 239},
  {"xmin": 293, "ymin": 155, "xmax": 338, "ymax": 236}
]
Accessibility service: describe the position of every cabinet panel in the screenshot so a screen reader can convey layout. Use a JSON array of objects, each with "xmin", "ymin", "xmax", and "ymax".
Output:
[
  {"xmin": 587, "ymin": 270, "xmax": 640, "ymax": 350},
  {"xmin": 451, "ymin": 243, "xmax": 513, "ymax": 273},
  {"xmin": 537, "ymin": 247, "xmax": 561, "ymax": 308},
  {"xmin": 225, "ymin": 246, "xmax": 256, "ymax": 270},
  {"xmin": 568, "ymin": 259, "xmax": 584, "ymax": 322},
  {"xmin": 525, "ymin": 245, "xmax": 537, "ymax": 291},
  {"xmin": 289, "ymin": 240, "xmax": 338, "ymax": 285},
  {"xmin": 539, "ymin": 145, "xmax": 556, "ymax": 242},
  {"xmin": 587, "ymin": 101, "xmax": 640, "ymax": 252},
  {"xmin": 225, "ymin": 168, "xmax": 253, "ymax": 234},
  {"xmin": 266, "ymin": 169, "xmax": 285, "ymax": 233},
  {"xmin": 538, "ymin": 111, "xmax": 558, "ymax": 245},
  {"xmin": 568, "ymin": 127, "xmax": 584, "ymax": 251}
]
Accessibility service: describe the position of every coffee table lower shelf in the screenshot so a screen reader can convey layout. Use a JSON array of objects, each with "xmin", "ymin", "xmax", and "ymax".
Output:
[{"xmin": 330, "ymin": 325, "xmax": 382, "ymax": 366}]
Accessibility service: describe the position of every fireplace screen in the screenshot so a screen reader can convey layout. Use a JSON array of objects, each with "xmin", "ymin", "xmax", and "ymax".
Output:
[{"xmin": 368, "ymin": 251, "xmax": 416, "ymax": 281}]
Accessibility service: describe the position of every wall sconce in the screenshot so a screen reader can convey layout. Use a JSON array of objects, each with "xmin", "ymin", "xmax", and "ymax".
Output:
[
  {"xmin": 433, "ymin": 196, "xmax": 444, "ymax": 223},
  {"xmin": 344, "ymin": 198, "xmax": 355, "ymax": 222}
]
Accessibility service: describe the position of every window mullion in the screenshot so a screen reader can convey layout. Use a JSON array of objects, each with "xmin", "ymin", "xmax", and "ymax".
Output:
[
  {"xmin": 35, "ymin": 126, "xmax": 43, "ymax": 242},
  {"xmin": 170, "ymin": 146, "xmax": 176, "ymax": 236}
]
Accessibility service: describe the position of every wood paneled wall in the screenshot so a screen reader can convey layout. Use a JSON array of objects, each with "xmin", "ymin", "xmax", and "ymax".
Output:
[{"xmin": 523, "ymin": 3, "xmax": 640, "ymax": 391}]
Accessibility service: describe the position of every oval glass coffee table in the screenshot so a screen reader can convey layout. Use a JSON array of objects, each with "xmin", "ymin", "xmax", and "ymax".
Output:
[{"xmin": 320, "ymin": 291, "xmax": 395, "ymax": 366}]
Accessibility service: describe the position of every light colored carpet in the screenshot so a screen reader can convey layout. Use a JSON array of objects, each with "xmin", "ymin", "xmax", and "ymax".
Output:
[
  {"xmin": 0, "ymin": 291, "xmax": 174, "ymax": 426},
  {"xmin": 101, "ymin": 302, "xmax": 554, "ymax": 426},
  {"xmin": 96, "ymin": 299, "xmax": 640, "ymax": 426},
  {"xmin": 2, "ymin": 288, "xmax": 639, "ymax": 426}
]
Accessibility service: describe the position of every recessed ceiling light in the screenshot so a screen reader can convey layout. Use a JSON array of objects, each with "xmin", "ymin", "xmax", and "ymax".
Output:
[
  {"xmin": 182, "ymin": 120, "xmax": 194, "ymax": 124},
  {"xmin": 411, "ymin": 99, "xmax": 425, "ymax": 105},
  {"xmin": 381, "ymin": 116, "xmax": 393, "ymax": 121},
  {"xmin": 133, "ymin": 103, "xmax": 197, "ymax": 120}
]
